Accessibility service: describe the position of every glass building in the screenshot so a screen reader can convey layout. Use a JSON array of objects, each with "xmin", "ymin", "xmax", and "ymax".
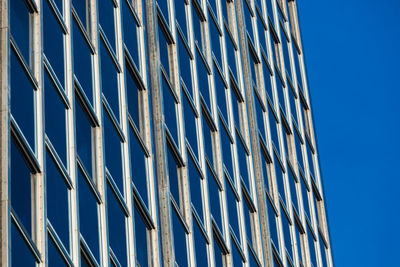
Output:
[{"xmin": 0, "ymin": 0, "xmax": 333, "ymax": 266}]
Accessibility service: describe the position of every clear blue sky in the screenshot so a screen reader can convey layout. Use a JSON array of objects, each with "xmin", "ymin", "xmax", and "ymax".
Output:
[{"xmin": 298, "ymin": 0, "xmax": 400, "ymax": 266}]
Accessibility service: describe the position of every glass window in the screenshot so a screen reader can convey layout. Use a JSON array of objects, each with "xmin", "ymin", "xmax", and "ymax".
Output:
[
  {"xmin": 231, "ymin": 238, "xmax": 244, "ymax": 267},
  {"xmin": 78, "ymin": 168, "xmax": 100, "ymax": 262},
  {"xmin": 197, "ymin": 48, "xmax": 211, "ymax": 111},
  {"xmin": 215, "ymin": 62, "xmax": 228, "ymax": 123},
  {"xmin": 267, "ymin": 197, "xmax": 279, "ymax": 249},
  {"xmin": 188, "ymin": 150, "xmax": 203, "ymax": 221},
  {"xmin": 103, "ymin": 111, "xmax": 124, "ymax": 193},
  {"xmin": 301, "ymin": 177, "xmax": 310, "ymax": 222},
  {"xmin": 158, "ymin": 23, "xmax": 170, "ymax": 77},
  {"xmin": 243, "ymin": 1, "xmax": 254, "ymax": 42},
  {"xmin": 10, "ymin": 0, "xmax": 31, "ymax": 66},
  {"xmin": 288, "ymin": 165, "xmax": 298, "ymax": 213},
  {"xmin": 11, "ymin": 221, "xmax": 37, "ymax": 267},
  {"xmin": 122, "ymin": 0, "xmax": 140, "ymax": 68},
  {"xmin": 257, "ymin": 8, "xmax": 267, "ymax": 55},
  {"xmin": 126, "ymin": 60, "xmax": 141, "ymax": 130},
  {"xmin": 220, "ymin": 123, "xmax": 233, "ymax": 179},
  {"xmin": 72, "ymin": 0, "xmax": 88, "ymax": 29},
  {"xmin": 213, "ymin": 235, "xmax": 224, "ymax": 267},
  {"xmin": 43, "ymin": 1, "xmax": 65, "ymax": 87},
  {"xmin": 276, "ymin": 73, "xmax": 286, "ymax": 115},
  {"xmin": 193, "ymin": 217, "xmax": 208, "ymax": 266},
  {"xmin": 183, "ymin": 91, "xmax": 198, "ymax": 157},
  {"xmin": 225, "ymin": 26, "xmax": 237, "ymax": 81},
  {"xmin": 162, "ymin": 74, "xmax": 178, "ymax": 143},
  {"xmin": 294, "ymin": 130, "xmax": 304, "ymax": 173},
  {"xmin": 100, "ymin": 40, "xmax": 120, "ymax": 120},
  {"xmin": 172, "ymin": 207, "xmax": 188, "ymax": 266},
  {"xmin": 130, "ymin": 127, "xmax": 149, "ymax": 205},
  {"xmin": 202, "ymin": 113, "xmax": 214, "ymax": 168},
  {"xmin": 268, "ymin": 106, "xmax": 279, "ymax": 152},
  {"xmin": 207, "ymin": 165, "xmax": 222, "ymax": 230},
  {"xmin": 280, "ymin": 24, "xmax": 291, "ymax": 79},
  {"xmin": 254, "ymin": 89, "xmax": 266, "ymax": 142},
  {"xmin": 274, "ymin": 153, "xmax": 285, "ymax": 204},
  {"xmin": 237, "ymin": 136, "xmax": 249, "ymax": 192},
  {"xmin": 192, "ymin": 4, "xmax": 203, "ymax": 50},
  {"xmin": 262, "ymin": 57, "xmax": 274, "ymax": 104},
  {"xmin": 46, "ymin": 151, "xmax": 70, "ymax": 249},
  {"xmin": 178, "ymin": 34, "xmax": 192, "ymax": 96},
  {"xmin": 209, "ymin": 15, "xmax": 222, "ymax": 68},
  {"xmin": 134, "ymin": 203, "xmax": 149, "ymax": 267},
  {"xmin": 226, "ymin": 177, "xmax": 239, "ymax": 237},
  {"xmin": 281, "ymin": 207, "xmax": 293, "ymax": 260},
  {"xmin": 306, "ymin": 140, "xmax": 315, "ymax": 181},
  {"xmin": 44, "ymin": 70, "xmax": 67, "ymax": 166},
  {"xmin": 167, "ymin": 144, "xmax": 180, "ymax": 204},
  {"xmin": 11, "ymin": 48, "xmax": 36, "ymax": 149},
  {"xmin": 107, "ymin": 183, "xmax": 128, "ymax": 267},
  {"xmin": 73, "ymin": 20, "xmax": 94, "ymax": 104},
  {"xmin": 175, "ymin": 0, "xmax": 188, "ymax": 41},
  {"xmin": 75, "ymin": 95, "xmax": 93, "ymax": 177},
  {"xmin": 242, "ymin": 198, "xmax": 253, "ymax": 247},
  {"xmin": 319, "ymin": 232, "xmax": 328, "ymax": 267},
  {"xmin": 48, "ymin": 234, "xmax": 68, "ymax": 266},
  {"xmin": 307, "ymin": 224, "xmax": 317, "ymax": 267},
  {"xmin": 157, "ymin": 0, "xmax": 169, "ymax": 21},
  {"xmin": 288, "ymin": 84, "xmax": 298, "ymax": 127},
  {"xmin": 11, "ymin": 138, "xmax": 33, "ymax": 235},
  {"xmin": 98, "ymin": 0, "xmax": 116, "ymax": 52}
]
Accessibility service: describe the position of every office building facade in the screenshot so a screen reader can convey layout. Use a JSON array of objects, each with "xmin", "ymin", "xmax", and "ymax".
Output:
[{"xmin": 0, "ymin": 0, "xmax": 333, "ymax": 266}]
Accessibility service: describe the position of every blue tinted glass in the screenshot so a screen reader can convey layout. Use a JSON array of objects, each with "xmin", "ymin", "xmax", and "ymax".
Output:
[
  {"xmin": 11, "ymin": 49, "xmax": 35, "ymax": 149},
  {"xmin": 178, "ymin": 35, "xmax": 192, "ymax": 96},
  {"xmin": 213, "ymin": 236, "xmax": 223, "ymax": 267},
  {"xmin": 301, "ymin": 178, "xmax": 310, "ymax": 221},
  {"xmin": 276, "ymin": 74, "xmax": 286, "ymax": 113},
  {"xmin": 209, "ymin": 0, "xmax": 217, "ymax": 16},
  {"xmin": 100, "ymin": 40, "xmax": 120, "ymax": 120},
  {"xmin": 72, "ymin": 0, "xmax": 87, "ymax": 26},
  {"xmin": 248, "ymin": 50, "xmax": 256, "ymax": 86},
  {"xmin": 202, "ymin": 115, "xmax": 213, "ymax": 168},
  {"xmin": 220, "ymin": 125, "xmax": 233, "ymax": 178},
  {"xmin": 237, "ymin": 139, "xmax": 249, "ymax": 190},
  {"xmin": 48, "ymin": 236, "xmax": 68, "ymax": 266},
  {"xmin": 122, "ymin": 1, "xmax": 139, "ymax": 67},
  {"xmin": 244, "ymin": 2, "xmax": 253, "ymax": 41},
  {"xmin": 295, "ymin": 226, "xmax": 304, "ymax": 266},
  {"xmin": 248, "ymin": 249, "xmax": 259, "ymax": 267},
  {"xmin": 103, "ymin": 112, "xmax": 124, "ymax": 192},
  {"xmin": 107, "ymin": 184, "xmax": 127, "ymax": 267},
  {"xmin": 175, "ymin": 1, "xmax": 187, "ymax": 40},
  {"xmin": 274, "ymin": 155, "xmax": 285, "ymax": 204},
  {"xmin": 260, "ymin": 147, "xmax": 270, "ymax": 193},
  {"xmin": 254, "ymin": 91, "xmax": 266, "ymax": 140},
  {"xmin": 288, "ymin": 167, "xmax": 298, "ymax": 212},
  {"xmin": 215, "ymin": 64, "xmax": 228, "ymax": 122},
  {"xmin": 226, "ymin": 180, "xmax": 239, "ymax": 236},
  {"xmin": 270, "ymin": 34, "xmax": 278, "ymax": 66},
  {"xmin": 263, "ymin": 59, "xmax": 273, "ymax": 103},
  {"xmin": 210, "ymin": 18, "xmax": 222, "ymax": 67},
  {"xmin": 183, "ymin": 93, "xmax": 198, "ymax": 156},
  {"xmin": 208, "ymin": 166, "xmax": 222, "ymax": 230},
  {"xmin": 99, "ymin": 0, "xmax": 116, "ymax": 51},
  {"xmin": 281, "ymin": 27, "xmax": 291, "ymax": 78},
  {"xmin": 130, "ymin": 128, "xmax": 148, "ymax": 205},
  {"xmin": 11, "ymin": 222, "xmax": 37, "ymax": 267},
  {"xmin": 289, "ymin": 88, "xmax": 298, "ymax": 126},
  {"xmin": 281, "ymin": 208, "xmax": 292, "ymax": 259},
  {"xmin": 257, "ymin": 13, "xmax": 267, "ymax": 52},
  {"xmin": 188, "ymin": 152, "xmax": 203, "ymax": 220},
  {"xmin": 43, "ymin": 2, "xmax": 65, "ymax": 87},
  {"xmin": 11, "ymin": 138, "xmax": 32, "ymax": 235},
  {"xmin": 73, "ymin": 20, "xmax": 93, "ymax": 103},
  {"xmin": 225, "ymin": 27, "xmax": 237, "ymax": 80},
  {"xmin": 45, "ymin": 71, "xmax": 67, "ymax": 166},
  {"xmin": 10, "ymin": 0, "xmax": 30, "ymax": 65},
  {"xmin": 197, "ymin": 49, "xmax": 210, "ymax": 109},
  {"xmin": 232, "ymin": 240, "xmax": 244, "ymax": 267},
  {"xmin": 294, "ymin": 131, "xmax": 304, "ymax": 172},
  {"xmin": 193, "ymin": 219, "xmax": 208, "ymax": 266},
  {"xmin": 81, "ymin": 253, "xmax": 92, "ymax": 267},
  {"xmin": 231, "ymin": 90, "xmax": 240, "ymax": 128},
  {"xmin": 134, "ymin": 203, "xmax": 148, "ymax": 267},
  {"xmin": 162, "ymin": 77, "xmax": 178, "ymax": 143},
  {"xmin": 126, "ymin": 64, "xmax": 140, "ymax": 129},
  {"xmin": 307, "ymin": 226, "xmax": 317, "ymax": 267},
  {"xmin": 192, "ymin": 6, "xmax": 203, "ymax": 50},
  {"xmin": 268, "ymin": 106, "xmax": 279, "ymax": 151},
  {"xmin": 266, "ymin": 0, "xmax": 273, "ymax": 19},
  {"xmin": 242, "ymin": 201, "xmax": 252, "ymax": 245},
  {"xmin": 46, "ymin": 152, "xmax": 70, "ymax": 249},
  {"xmin": 158, "ymin": 26, "xmax": 170, "ymax": 77},
  {"xmin": 306, "ymin": 141, "xmax": 315, "ymax": 179},
  {"xmin": 267, "ymin": 199, "xmax": 279, "ymax": 247},
  {"xmin": 319, "ymin": 233, "xmax": 327, "ymax": 267},
  {"xmin": 78, "ymin": 169, "xmax": 100, "ymax": 261},
  {"xmin": 167, "ymin": 146, "xmax": 179, "ymax": 204},
  {"xmin": 157, "ymin": 0, "xmax": 169, "ymax": 20},
  {"xmin": 75, "ymin": 96, "xmax": 93, "ymax": 177},
  {"xmin": 172, "ymin": 208, "xmax": 187, "ymax": 266},
  {"xmin": 220, "ymin": 0, "xmax": 228, "ymax": 23}
]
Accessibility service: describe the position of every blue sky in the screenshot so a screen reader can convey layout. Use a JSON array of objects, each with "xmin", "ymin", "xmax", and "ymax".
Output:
[{"xmin": 298, "ymin": 0, "xmax": 400, "ymax": 266}]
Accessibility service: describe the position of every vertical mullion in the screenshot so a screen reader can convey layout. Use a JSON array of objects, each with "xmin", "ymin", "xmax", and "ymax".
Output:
[
  {"xmin": 64, "ymin": 0, "xmax": 80, "ymax": 265},
  {"xmin": 0, "ymin": 0, "xmax": 9, "ymax": 264},
  {"xmin": 89, "ymin": 0, "xmax": 110, "ymax": 266},
  {"xmin": 114, "ymin": 1, "xmax": 136, "ymax": 266},
  {"xmin": 33, "ymin": 0, "xmax": 46, "ymax": 265}
]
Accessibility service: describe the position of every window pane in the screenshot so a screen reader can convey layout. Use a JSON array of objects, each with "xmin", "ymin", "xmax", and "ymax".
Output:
[
  {"xmin": 10, "ymin": 0, "xmax": 31, "ymax": 65},
  {"xmin": 78, "ymin": 169, "xmax": 100, "ymax": 261},
  {"xmin": 172, "ymin": 207, "xmax": 187, "ymax": 266},
  {"xmin": 72, "ymin": 0, "xmax": 88, "ymax": 28},
  {"xmin": 188, "ymin": 152, "xmax": 203, "ymax": 221},
  {"xmin": 107, "ymin": 184, "xmax": 128, "ymax": 267},
  {"xmin": 99, "ymin": 0, "xmax": 116, "ymax": 51},
  {"xmin": 11, "ymin": 138, "xmax": 32, "ymax": 235},
  {"xmin": 193, "ymin": 218, "xmax": 208, "ymax": 266},
  {"xmin": 208, "ymin": 166, "xmax": 222, "ymax": 230},
  {"xmin": 45, "ymin": 71, "xmax": 67, "ymax": 166},
  {"xmin": 134, "ymin": 204, "xmax": 149, "ymax": 267},
  {"xmin": 11, "ymin": 49, "xmax": 35, "ymax": 149},
  {"xmin": 11, "ymin": 222, "xmax": 37, "ymax": 267},
  {"xmin": 182, "ymin": 92, "xmax": 198, "ymax": 156},
  {"xmin": 130, "ymin": 128, "xmax": 148, "ymax": 205},
  {"xmin": 122, "ymin": 1, "xmax": 140, "ymax": 67},
  {"xmin": 126, "ymin": 63, "xmax": 141, "ymax": 129},
  {"xmin": 167, "ymin": 145, "xmax": 179, "ymax": 204},
  {"xmin": 46, "ymin": 151, "xmax": 70, "ymax": 249},
  {"xmin": 48, "ymin": 235, "xmax": 68, "ymax": 266}
]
